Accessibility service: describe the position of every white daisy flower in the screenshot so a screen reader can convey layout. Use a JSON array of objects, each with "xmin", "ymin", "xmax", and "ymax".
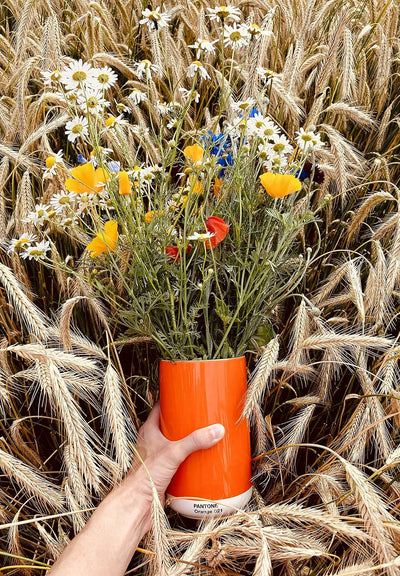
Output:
[
  {"xmin": 187, "ymin": 231, "xmax": 216, "ymax": 241},
  {"xmin": 139, "ymin": 7, "xmax": 171, "ymax": 31},
  {"xmin": 257, "ymin": 67, "xmax": 275, "ymax": 83},
  {"xmin": 7, "ymin": 233, "xmax": 37, "ymax": 254},
  {"xmin": 140, "ymin": 167, "xmax": 156, "ymax": 182},
  {"xmin": 187, "ymin": 61, "xmax": 210, "ymax": 81},
  {"xmin": 65, "ymin": 116, "xmax": 89, "ymax": 142},
  {"xmin": 128, "ymin": 89, "xmax": 148, "ymax": 105},
  {"xmin": 245, "ymin": 23, "xmax": 263, "ymax": 37},
  {"xmin": 247, "ymin": 114, "xmax": 280, "ymax": 140},
  {"xmin": 115, "ymin": 100, "xmax": 130, "ymax": 113},
  {"xmin": 77, "ymin": 89, "xmax": 109, "ymax": 115},
  {"xmin": 178, "ymin": 87, "xmax": 200, "ymax": 103},
  {"xmin": 151, "ymin": 164, "xmax": 163, "ymax": 174},
  {"xmin": 76, "ymin": 193, "xmax": 94, "ymax": 213},
  {"xmin": 101, "ymin": 114, "xmax": 128, "ymax": 133},
  {"xmin": 252, "ymin": 116, "xmax": 281, "ymax": 142},
  {"xmin": 23, "ymin": 204, "xmax": 52, "ymax": 227},
  {"xmin": 155, "ymin": 100, "xmax": 170, "ymax": 116},
  {"xmin": 63, "ymin": 89, "xmax": 80, "ymax": 105},
  {"xmin": 207, "ymin": 5, "xmax": 242, "ymax": 23},
  {"xmin": 60, "ymin": 216, "xmax": 79, "ymax": 227},
  {"xmin": 50, "ymin": 191, "xmax": 77, "ymax": 214},
  {"xmin": 41, "ymin": 69, "xmax": 62, "ymax": 86},
  {"xmin": 295, "ymin": 128, "xmax": 325, "ymax": 152},
  {"xmin": 167, "ymin": 118, "xmax": 178, "ymax": 129},
  {"xmin": 43, "ymin": 150, "xmax": 64, "ymax": 178},
  {"xmin": 232, "ymin": 98, "xmax": 256, "ymax": 114},
  {"xmin": 92, "ymin": 66, "xmax": 118, "ymax": 90},
  {"xmin": 60, "ymin": 59, "xmax": 94, "ymax": 90},
  {"xmin": 223, "ymin": 24, "xmax": 251, "ymax": 49},
  {"xmin": 188, "ymin": 38, "xmax": 218, "ymax": 59},
  {"xmin": 135, "ymin": 59, "xmax": 160, "ymax": 80},
  {"xmin": 257, "ymin": 142, "xmax": 273, "ymax": 160},
  {"xmin": 21, "ymin": 240, "xmax": 51, "ymax": 261},
  {"xmin": 271, "ymin": 134, "xmax": 294, "ymax": 156}
]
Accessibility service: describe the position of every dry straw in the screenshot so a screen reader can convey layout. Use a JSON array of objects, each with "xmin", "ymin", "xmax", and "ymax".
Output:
[{"xmin": 1, "ymin": 0, "xmax": 400, "ymax": 573}]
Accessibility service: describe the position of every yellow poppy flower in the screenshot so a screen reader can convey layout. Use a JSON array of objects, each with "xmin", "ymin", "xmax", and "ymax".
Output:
[
  {"xmin": 65, "ymin": 163, "xmax": 109, "ymax": 195},
  {"xmin": 259, "ymin": 172, "xmax": 302, "ymax": 198},
  {"xmin": 118, "ymin": 170, "xmax": 132, "ymax": 195},
  {"xmin": 145, "ymin": 210, "xmax": 155, "ymax": 223},
  {"xmin": 86, "ymin": 221, "xmax": 118, "ymax": 258},
  {"xmin": 183, "ymin": 144, "xmax": 204, "ymax": 167},
  {"xmin": 188, "ymin": 176, "xmax": 204, "ymax": 195}
]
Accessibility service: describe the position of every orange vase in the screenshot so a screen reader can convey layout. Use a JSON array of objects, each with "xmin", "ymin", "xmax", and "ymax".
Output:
[{"xmin": 159, "ymin": 357, "xmax": 252, "ymax": 518}]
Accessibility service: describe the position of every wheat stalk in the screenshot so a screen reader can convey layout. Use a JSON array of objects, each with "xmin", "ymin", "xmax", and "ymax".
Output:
[
  {"xmin": 343, "ymin": 460, "xmax": 400, "ymax": 576},
  {"xmin": 35, "ymin": 358, "xmax": 101, "ymax": 490},
  {"xmin": 0, "ymin": 446, "xmax": 63, "ymax": 510},
  {"xmin": 242, "ymin": 337, "xmax": 279, "ymax": 420},
  {"xmin": 0, "ymin": 264, "xmax": 49, "ymax": 340},
  {"xmin": 102, "ymin": 362, "xmax": 135, "ymax": 473}
]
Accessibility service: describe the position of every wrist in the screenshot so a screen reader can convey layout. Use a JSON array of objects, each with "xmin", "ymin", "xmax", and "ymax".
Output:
[
  {"xmin": 102, "ymin": 473, "xmax": 153, "ymax": 538},
  {"xmin": 103, "ymin": 466, "xmax": 153, "ymax": 539}
]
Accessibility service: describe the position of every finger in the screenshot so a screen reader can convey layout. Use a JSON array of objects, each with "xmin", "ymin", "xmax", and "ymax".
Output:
[
  {"xmin": 172, "ymin": 424, "xmax": 225, "ymax": 464},
  {"xmin": 136, "ymin": 403, "xmax": 163, "ymax": 452},
  {"xmin": 138, "ymin": 402, "xmax": 161, "ymax": 435},
  {"xmin": 144, "ymin": 401, "xmax": 161, "ymax": 427}
]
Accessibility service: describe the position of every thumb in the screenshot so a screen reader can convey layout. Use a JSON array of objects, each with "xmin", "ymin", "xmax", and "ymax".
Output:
[{"xmin": 175, "ymin": 424, "xmax": 225, "ymax": 463}]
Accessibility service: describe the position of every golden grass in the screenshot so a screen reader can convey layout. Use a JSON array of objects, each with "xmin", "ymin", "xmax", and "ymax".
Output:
[{"xmin": 1, "ymin": 0, "xmax": 400, "ymax": 574}]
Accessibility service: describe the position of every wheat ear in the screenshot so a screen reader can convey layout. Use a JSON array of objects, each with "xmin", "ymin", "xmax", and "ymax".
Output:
[
  {"xmin": 0, "ymin": 263, "xmax": 48, "ymax": 340},
  {"xmin": 242, "ymin": 337, "xmax": 279, "ymax": 420}
]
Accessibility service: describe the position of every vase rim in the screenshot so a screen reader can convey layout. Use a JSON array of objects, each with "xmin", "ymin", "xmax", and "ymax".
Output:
[{"xmin": 159, "ymin": 356, "xmax": 245, "ymax": 364}]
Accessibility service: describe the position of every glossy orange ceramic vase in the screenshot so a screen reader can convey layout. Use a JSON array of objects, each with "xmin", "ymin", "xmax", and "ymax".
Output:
[{"xmin": 159, "ymin": 357, "xmax": 252, "ymax": 518}]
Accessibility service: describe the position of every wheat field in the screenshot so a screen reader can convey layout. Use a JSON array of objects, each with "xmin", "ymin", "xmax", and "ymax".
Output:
[{"xmin": 1, "ymin": 0, "xmax": 400, "ymax": 574}]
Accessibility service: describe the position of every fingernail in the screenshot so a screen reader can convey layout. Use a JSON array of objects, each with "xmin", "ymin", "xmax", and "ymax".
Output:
[{"xmin": 209, "ymin": 424, "xmax": 225, "ymax": 442}]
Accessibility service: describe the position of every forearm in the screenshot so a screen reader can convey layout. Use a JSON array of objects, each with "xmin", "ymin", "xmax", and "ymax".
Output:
[
  {"xmin": 46, "ymin": 406, "xmax": 224, "ymax": 575},
  {"xmin": 48, "ymin": 474, "xmax": 151, "ymax": 576}
]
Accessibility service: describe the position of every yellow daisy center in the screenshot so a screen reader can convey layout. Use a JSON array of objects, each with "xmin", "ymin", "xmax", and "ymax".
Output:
[
  {"xmin": 249, "ymin": 24, "xmax": 260, "ymax": 35},
  {"xmin": 216, "ymin": 6, "xmax": 229, "ymax": 18},
  {"xmin": 72, "ymin": 70, "xmax": 87, "ymax": 82},
  {"xmin": 46, "ymin": 156, "xmax": 57, "ymax": 168},
  {"xmin": 229, "ymin": 31, "xmax": 242, "ymax": 41},
  {"xmin": 105, "ymin": 116, "xmax": 116, "ymax": 127},
  {"xmin": 149, "ymin": 11, "xmax": 161, "ymax": 20},
  {"xmin": 97, "ymin": 73, "xmax": 110, "ymax": 84},
  {"xmin": 87, "ymin": 96, "xmax": 99, "ymax": 108},
  {"xmin": 273, "ymin": 143, "xmax": 285, "ymax": 153}
]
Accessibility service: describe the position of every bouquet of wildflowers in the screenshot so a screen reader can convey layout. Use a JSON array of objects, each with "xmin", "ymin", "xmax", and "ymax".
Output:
[{"xmin": 11, "ymin": 4, "xmax": 327, "ymax": 361}]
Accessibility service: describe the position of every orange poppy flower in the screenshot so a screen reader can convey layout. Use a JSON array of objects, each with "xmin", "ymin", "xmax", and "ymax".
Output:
[
  {"xmin": 183, "ymin": 144, "xmax": 204, "ymax": 167},
  {"xmin": 205, "ymin": 216, "xmax": 229, "ymax": 249},
  {"xmin": 118, "ymin": 170, "xmax": 132, "ymax": 195},
  {"xmin": 259, "ymin": 172, "xmax": 301, "ymax": 198},
  {"xmin": 65, "ymin": 163, "xmax": 109, "ymax": 195},
  {"xmin": 213, "ymin": 178, "xmax": 223, "ymax": 198},
  {"xmin": 86, "ymin": 220, "xmax": 118, "ymax": 258}
]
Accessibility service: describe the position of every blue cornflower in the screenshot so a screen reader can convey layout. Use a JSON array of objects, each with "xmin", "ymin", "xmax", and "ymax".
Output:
[{"xmin": 108, "ymin": 161, "xmax": 121, "ymax": 173}]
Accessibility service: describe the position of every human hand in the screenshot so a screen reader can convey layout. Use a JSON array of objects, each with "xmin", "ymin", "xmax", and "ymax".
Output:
[
  {"xmin": 129, "ymin": 402, "xmax": 225, "ymax": 507},
  {"xmin": 47, "ymin": 403, "xmax": 225, "ymax": 576}
]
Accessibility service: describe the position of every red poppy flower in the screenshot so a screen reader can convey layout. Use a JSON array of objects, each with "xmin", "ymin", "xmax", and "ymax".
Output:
[
  {"xmin": 166, "ymin": 245, "xmax": 192, "ymax": 262},
  {"xmin": 205, "ymin": 216, "xmax": 229, "ymax": 248}
]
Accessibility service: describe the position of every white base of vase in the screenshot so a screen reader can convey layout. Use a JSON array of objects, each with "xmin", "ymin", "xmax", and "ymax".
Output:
[{"xmin": 167, "ymin": 487, "xmax": 252, "ymax": 519}]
